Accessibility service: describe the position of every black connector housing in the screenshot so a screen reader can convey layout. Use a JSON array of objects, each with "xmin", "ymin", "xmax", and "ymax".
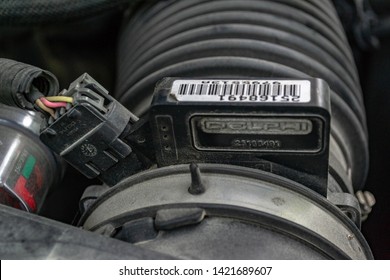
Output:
[{"xmin": 40, "ymin": 74, "xmax": 143, "ymax": 186}]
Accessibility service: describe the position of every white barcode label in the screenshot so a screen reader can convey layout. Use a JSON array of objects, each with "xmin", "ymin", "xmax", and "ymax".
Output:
[{"xmin": 170, "ymin": 80, "xmax": 311, "ymax": 103}]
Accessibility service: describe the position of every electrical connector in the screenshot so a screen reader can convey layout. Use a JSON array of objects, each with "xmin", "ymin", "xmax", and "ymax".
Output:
[{"xmin": 40, "ymin": 73, "xmax": 148, "ymax": 186}]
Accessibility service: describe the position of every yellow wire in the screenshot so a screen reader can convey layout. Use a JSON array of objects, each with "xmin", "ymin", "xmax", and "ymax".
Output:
[
  {"xmin": 35, "ymin": 99, "xmax": 56, "ymax": 118},
  {"xmin": 45, "ymin": 96, "xmax": 74, "ymax": 103}
]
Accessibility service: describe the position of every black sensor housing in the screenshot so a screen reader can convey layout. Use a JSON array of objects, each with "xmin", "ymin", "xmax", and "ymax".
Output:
[{"xmin": 150, "ymin": 78, "xmax": 331, "ymax": 196}]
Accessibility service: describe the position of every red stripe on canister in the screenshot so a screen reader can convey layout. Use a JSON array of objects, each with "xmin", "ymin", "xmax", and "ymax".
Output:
[{"xmin": 14, "ymin": 176, "xmax": 36, "ymax": 211}]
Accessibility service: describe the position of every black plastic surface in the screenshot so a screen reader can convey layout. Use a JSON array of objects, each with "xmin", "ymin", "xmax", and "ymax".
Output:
[{"xmin": 150, "ymin": 77, "xmax": 331, "ymax": 196}]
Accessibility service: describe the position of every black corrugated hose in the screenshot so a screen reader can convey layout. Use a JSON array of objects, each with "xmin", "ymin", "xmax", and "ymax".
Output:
[
  {"xmin": 0, "ymin": 58, "xmax": 59, "ymax": 109},
  {"xmin": 0, "ymin": 0, "xmax": 134, "ymax": 26}
]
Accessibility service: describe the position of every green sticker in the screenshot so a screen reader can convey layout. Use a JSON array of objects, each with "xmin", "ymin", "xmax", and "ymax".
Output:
[{"xmin": 22, "ymin": 155, "xmax": 36, "ymax": 179}]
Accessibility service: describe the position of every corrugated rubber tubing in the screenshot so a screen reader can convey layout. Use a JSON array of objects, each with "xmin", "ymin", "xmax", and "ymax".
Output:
[{"xmin": 116, "ymin": 0, "xmax": 369, "ymax": 189}]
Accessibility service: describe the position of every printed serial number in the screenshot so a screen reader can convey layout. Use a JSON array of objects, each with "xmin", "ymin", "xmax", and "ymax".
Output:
[
  {"xmin": 219, "ymin": 95, "xmax": 301, "ymax": 102},
  {"xmin": 232, "ymin": 139, "xmax": 282, "ymax": 149}
]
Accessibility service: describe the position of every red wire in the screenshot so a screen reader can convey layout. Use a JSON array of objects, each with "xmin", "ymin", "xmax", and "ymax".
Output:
[{"xmin": 39, "ymin": 97, "xmax": 68, "ymax": 108}]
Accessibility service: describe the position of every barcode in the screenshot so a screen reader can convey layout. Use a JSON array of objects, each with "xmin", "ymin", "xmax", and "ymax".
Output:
[{"xmin": 171, "ymin": 80, "xmax": 311, "ymax": 103}]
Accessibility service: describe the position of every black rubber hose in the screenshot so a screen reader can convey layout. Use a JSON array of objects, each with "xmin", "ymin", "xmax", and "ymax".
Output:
[
  {"xmin": 0, "ymin": 0, "xmax": 133, "ymax": 26},
  {"xmin": 121, "ymin": 1, "xmax": 355, "ymax": 67},
  {"xmin": 118, "ymin": 10, "xmax": 357, "ymax": 84},
  {"xmin": 118, "ymin": 11, "xmax": 360, "ymax": 106},
  {"xmin": 116, "ymin": 0, "xmax": 368, "ymax": 189},
  {"xmin": 123, "ymin": 23, "xmax": 359, "ymax": 84},
  {"xmin": 121, "ymin": 0, "xmax": 348, "ymax": 52},
  {"xmin": 0, "ymin": 58, "xmax": 59, "ymax": 109}
]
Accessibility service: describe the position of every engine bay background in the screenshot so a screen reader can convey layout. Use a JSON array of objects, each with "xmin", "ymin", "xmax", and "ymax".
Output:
[{"xmin": 0, "ymin": 0, "xmax": 389, "ymax": 259}]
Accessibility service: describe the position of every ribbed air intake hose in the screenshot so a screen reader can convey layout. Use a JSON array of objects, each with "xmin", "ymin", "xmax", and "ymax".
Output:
[{"xmin": 115, "ymin": 0, "xmax": 369, "ymax": 191}]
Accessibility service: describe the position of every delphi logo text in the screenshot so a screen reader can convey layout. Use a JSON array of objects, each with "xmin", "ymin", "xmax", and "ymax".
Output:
[{"xmin": 199, "ymin": 117, "xmax": 312, "ymax": 135}]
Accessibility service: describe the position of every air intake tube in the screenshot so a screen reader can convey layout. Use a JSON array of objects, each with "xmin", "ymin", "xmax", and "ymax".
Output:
[{"xmin": 115, "ymin": 0, "xmax": 368, "ymax": 193}]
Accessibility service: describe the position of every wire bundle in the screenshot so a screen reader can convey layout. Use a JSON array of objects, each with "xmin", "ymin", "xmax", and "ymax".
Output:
[{"xmin": 35, "ymin": 96, "xmax": 74, "ymax": 118}]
